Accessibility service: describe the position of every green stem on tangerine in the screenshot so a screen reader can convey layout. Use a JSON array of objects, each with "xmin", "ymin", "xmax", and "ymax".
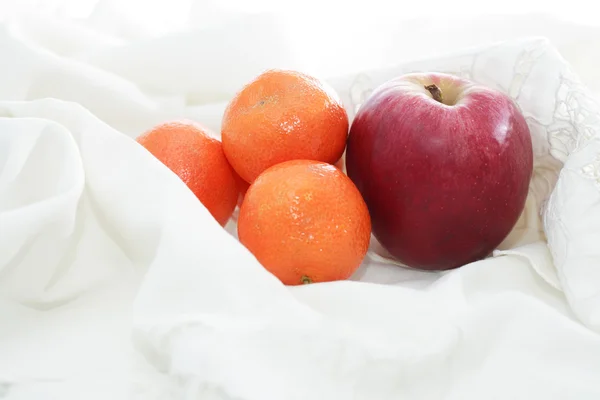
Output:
[{"xmin": 301, "ymin": 275, "xmax": 312, "ymax": 284}]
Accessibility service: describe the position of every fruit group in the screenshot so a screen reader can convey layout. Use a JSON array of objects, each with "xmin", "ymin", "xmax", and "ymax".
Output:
[
  {"xmin": 221, "ymin": 69, "xmax": 349, "ymax": 183},
  {"xmin": 238, "ymin": 160, "xmax": 371, "ymax": 285},
  {"xmin": 346, "ymin": 72, "xmax": 533, "ymax": 271},
  {"xmin": 137, "ymin": 120, "xmax": 238, "ymax": 226}
]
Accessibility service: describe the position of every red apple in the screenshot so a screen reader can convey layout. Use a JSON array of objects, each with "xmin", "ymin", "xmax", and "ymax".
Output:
[{"xmin": 345, "ymin": 72, "xmax": 533, "ymax": 270}]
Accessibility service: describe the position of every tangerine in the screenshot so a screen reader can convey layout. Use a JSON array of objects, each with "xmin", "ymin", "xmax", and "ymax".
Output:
[
  {"xmin": 137, "ymin": 120, "xmax": 238, "ymax": 226},
  {"xmin": 221, "ymin": 69, "xmax": 349, "ymax": 183},
  {"xmin": 238, "ymin": 160, "xmax": 371, "ymax": 285}
]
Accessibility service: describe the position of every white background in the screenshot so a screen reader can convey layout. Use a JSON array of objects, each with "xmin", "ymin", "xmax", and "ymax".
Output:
[
  {"xmin": 2, "ymin": 1, "xmax": 600, "ymax": 399},
  {"xmin": 1, "ymin": 0, "xmax": 598, "ymax": 77}
]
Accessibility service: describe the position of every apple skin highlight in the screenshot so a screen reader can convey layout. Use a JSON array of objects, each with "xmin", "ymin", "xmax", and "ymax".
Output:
[{"xmin": 345, "ymin": 72, "xmax": 533, "ymax": 271}]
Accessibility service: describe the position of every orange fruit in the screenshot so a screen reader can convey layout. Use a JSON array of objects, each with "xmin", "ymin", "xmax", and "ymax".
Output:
[
  {"xmin": 238, "ymin": 160, "xmax": 371, "ymax": 285},
  {"xmin": 137, "ymin": 120, "xmax": 238, "ymax": 226},
  {"xmin": 221, "ymin": 69, "xmax": 349, "ymax": 183}
]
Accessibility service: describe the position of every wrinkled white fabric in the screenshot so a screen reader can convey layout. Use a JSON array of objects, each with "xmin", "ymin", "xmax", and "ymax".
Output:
[{"xmin": 1, "ymin": 5, "xmax": 600, "ymax": 400}]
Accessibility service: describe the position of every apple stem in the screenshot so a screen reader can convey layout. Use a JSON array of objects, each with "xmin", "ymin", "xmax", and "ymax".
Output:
[{"xmin": 425, "ymin": 84, "xmax": 443, "ymax": 103}]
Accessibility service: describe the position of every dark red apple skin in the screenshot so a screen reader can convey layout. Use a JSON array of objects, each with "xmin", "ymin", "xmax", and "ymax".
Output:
[{"xmin": 345, "ymin": 73, "xmax": 533, "ymax": 271}]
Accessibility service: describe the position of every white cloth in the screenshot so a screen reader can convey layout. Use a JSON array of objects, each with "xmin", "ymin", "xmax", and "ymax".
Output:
[{"xmin": 1, "ymin": 4, "xmax": 600, "ymax": 399}]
